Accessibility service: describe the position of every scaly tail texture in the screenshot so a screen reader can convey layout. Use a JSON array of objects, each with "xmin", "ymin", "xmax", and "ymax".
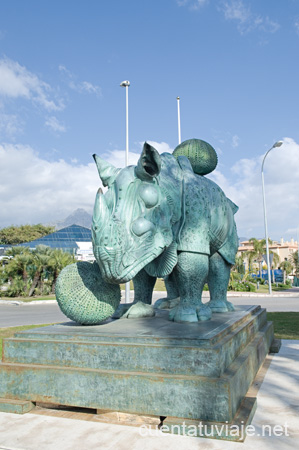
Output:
[
  {"xmin": 172, "ymin": 139, "xmax": 218, "ymax": 176},
  {"xmin": 55, "ymin": 261, "xmax": 120, "ymax": 325}
]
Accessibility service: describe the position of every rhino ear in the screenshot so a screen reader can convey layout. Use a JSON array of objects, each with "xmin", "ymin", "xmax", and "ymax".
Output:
[
  {"xmin": 93, "ymin": 154, "xmax": 120, "ymax": 187},
  {"xmin": 135, "ymin": 142, "xmax": 161, "ymax": 181}
]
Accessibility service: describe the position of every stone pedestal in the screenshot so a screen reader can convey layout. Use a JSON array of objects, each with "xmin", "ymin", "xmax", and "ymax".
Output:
[{"xmin": 0, "ymin": 305, "xmax": 273, "ymax": 431}]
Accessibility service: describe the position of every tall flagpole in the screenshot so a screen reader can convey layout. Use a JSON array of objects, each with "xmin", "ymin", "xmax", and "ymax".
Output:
[
  {"xmin": 120, "ymin": 80, "xmax": 131, "ymax": 303},
  {"xmin": 177, "ymin": 96, "xmax": 181, "ymax": 144}
]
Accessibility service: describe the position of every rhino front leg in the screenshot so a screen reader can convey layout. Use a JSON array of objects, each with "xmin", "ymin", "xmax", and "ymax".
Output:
[
  {"xmin": 169, "ymin": 252, "xmax": 212, "ymax": 322},
  {"xmin": 133, "ymin": 269, "xmax": 156, "ymax": 304},
  {"xmin": 113, "ymin": 268, "xmax": 156, "ymax": 319},
  {"xmin": 207, "ymin": 252, "xmax": 235, "ymax": 312},
  {"xmin": 155, "ymin": 272, "xmax": 180, "ymax": 310}
]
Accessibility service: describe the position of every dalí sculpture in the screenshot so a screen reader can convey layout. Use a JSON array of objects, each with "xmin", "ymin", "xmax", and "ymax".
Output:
[
  {"xmin": 56, "ymin": 138, "xmax": 239, "ymax": 325},
  {"xmin": 0, "ymin": 138, "xmax": 275, "ymax": 438}
]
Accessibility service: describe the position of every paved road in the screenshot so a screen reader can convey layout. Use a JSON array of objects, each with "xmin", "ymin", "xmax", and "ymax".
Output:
[
  {"xmin": 0, "ymin": 292, "xmax": 299, "ymax": 327},
  {"xmin": 0, "ymin": 302, "xmax": 69, "ymax": 327}
]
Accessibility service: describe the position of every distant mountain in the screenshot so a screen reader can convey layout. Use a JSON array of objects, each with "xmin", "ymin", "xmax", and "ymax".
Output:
[{"xmin": 54, "ymin": 208, "xmax": 92, "ymax": 230}]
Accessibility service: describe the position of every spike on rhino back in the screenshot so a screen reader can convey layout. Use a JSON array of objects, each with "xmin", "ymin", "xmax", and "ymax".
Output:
[{"xmin": 172, "ymin": 139, "xmax": 218, "ymax": 176}]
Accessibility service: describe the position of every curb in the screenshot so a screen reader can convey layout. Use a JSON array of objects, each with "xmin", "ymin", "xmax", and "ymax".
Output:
[{"xmin": 0, "ymin": 300, "xmax": 58, "ymax": 306}]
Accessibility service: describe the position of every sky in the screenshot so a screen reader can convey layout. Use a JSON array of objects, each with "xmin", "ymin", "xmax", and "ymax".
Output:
[{"xmin": 0, "ymin": 0, "xmax": 299, "ymax": 242}]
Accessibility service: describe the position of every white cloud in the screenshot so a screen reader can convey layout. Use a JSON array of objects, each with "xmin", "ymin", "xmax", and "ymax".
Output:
[
  {"xmin": 0, "ymin": 143, "xmax": 99, "ymax": 228},
  {"xmin": 177, "ymin": 0, "xmax": 209, "ymax": 10},
  {"xmin": 146, "ymin": 141, "xmax": 174, "ymax": 154},
  {"xmin": 0, "ymin": 111, "xmax": 23, "ymax": 138},
  {"xmin": 232, "ymin": 134, "xmax": 240, "ymax": 148},
  {"xmin": 45, "ymin": 116, "xmax": 66, "ymax": 134},
  {"xmin": 1, "ymin": 139, "xmax": 298, "ymax": 243},
  {"xmin": 0, "ymin": 141, "xmax": 173, "ymax": 228},
  {"xmin": 80, "ymin": 81, "xmax": 102, "ymax": 96},
  {"xmin": 102, "ymin": 149, "xmax": 140, "ymax": 168},
  {"xmin": 222, "ymin": 0, "xmax": 250, "ymax": 23},
  {"xmin": 220, "ymin": 0, "xmax": 280, "ymax": 35},
  {"xmin": 208, "ymin": 137, "xmax": 299, "ymax": 240},
  {"xmin": 212, "ymin": 129, "xmax": 239, "ymax": 150},
  {"xmin": 101, "ymin": 141, "xmax": 174, "ymax": 169},
  {"xmin": 59, "ymin": 65, "xmax": 102, "ymax": 97},
  {"xmin": 0, "ymin": 58, "xmax": 64, "ymax": 111}
]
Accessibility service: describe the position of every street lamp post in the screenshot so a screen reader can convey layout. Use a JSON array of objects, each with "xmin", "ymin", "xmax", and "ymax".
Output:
[
  {"xmin": 120, "ymin": 80, "xmax": 130, "ymax": 303},
  {"xmin": 261, "ymin": 140, "xmax": 283, "ymax": 294},
  {"xmin": 177, "ymin": 96, "xmax": 181, "ymax": 144}
]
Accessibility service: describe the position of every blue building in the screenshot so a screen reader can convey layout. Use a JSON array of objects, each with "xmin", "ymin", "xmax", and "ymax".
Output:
[{"xmin": 19, "ymin": 224, "xmax": 92, "ymax": 254}]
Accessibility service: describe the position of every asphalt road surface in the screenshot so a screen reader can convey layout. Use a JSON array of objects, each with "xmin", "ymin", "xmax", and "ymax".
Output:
[
  {"xmin": 0, "ymin": 302, "xmax": 69, "ymax": 327},
  {"xmin": 0, "ymin": 293, "xmax": 299, "ymax": 327}
]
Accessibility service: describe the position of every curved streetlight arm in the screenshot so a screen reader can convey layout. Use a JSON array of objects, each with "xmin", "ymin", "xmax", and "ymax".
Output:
[
  {"xmin": 261, "ymin": 148, "xmax": 273, "ymax": 173},
  {"xmin": 261, "ymin": 140, "xmax": 283, "ymax": 172}
]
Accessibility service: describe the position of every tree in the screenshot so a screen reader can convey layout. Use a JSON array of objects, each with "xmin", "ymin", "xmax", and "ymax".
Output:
[
  {"xmin": 280, "ymin": 260, "xmax": 293, "ymax": 275},
  {"xmin": 28, "ymin": 246, "xmax": 52, "ymax": 297},
  {"xmin": 4, "ymin": 248, "xmax": 32, "ymax": 295},
  {"xmin": 280, "ymin": 260, "xmax": 293, "ymax": 284},
  {"xmin": 0, "ymin": 224, "xmax": 55, "ymax": 245},
  {"xmin": 246, "ymin": 238, "xmax": 267, "ymax": 275},
  {"xmin": 48, "ymin": 249, "xmax": 75, "ymax": 293},
  {"xmin": 5, "ymin": 247, "xmax": 28, "ymax": 257},
  {"xmin": 232, "ymin": 254, "xmax": 245, "ymax": 275},
  {"xmin": 1, "ymin": 245, "xmax": 76, "ymax": 298},
  {"xmin": 290, "ymin": 250, "xmax": 299, "ymax": 277},
  {"xmin": 245, "ymin": 238, "xmax": 279, "ymax": 276}
]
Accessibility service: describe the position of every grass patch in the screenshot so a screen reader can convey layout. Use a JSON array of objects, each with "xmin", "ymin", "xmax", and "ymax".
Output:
[
  {"xmin": 120, "ymin": 278, "xmax": 166, "ymax": 291},
  {"xmin": 0, "ymin": 324, "xmax": 54, "ymax": 358},
  {"xmin": 257, "ymin": 284, "xmax": 291, "ymax": 293},
  {"xmin": 267, "ymin": 312, "xmax": 299, "ymax": 340}
]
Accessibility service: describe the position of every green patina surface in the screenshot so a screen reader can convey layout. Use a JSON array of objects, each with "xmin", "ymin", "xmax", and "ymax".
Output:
[
  {"xmin": 3, "ymin": 306, "xmax": 267, "ymax": 378},
  {"xmin": 0, "ymin": 306, "xmax": 273, "ymax": 423},
  {"xmin": 56, "ymin": 138, "xmax": 239, "ymax": 324},
  {"xmin": 56, "ymin": 261, "xmax": 120, "ymax": 325},
  {"xmin": 0, "ymin": 398, "xmax": 34, "ymax": 414}
]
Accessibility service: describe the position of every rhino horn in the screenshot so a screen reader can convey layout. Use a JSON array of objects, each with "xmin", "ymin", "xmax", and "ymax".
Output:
[
  {"xmin": 93, "ymin": 187, "xmax": 111, "ymax": 225},
  {"xmin": 93, "ymin": 154, "xmax": 120, "ymax": 187}
]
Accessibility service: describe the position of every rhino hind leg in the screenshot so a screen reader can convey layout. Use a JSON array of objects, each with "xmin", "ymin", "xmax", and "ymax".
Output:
[
  {"xmin": 207, "ymin": 252, "xmax": 235, "ymax": 312},
  {"xmin": 112, "ymin": 268, "xmax": 156, "ymax": 319},
  {"xmin": 155, "ymin": 272, "xmax": 180, "ymax": 310},
  {"xmin": 169, "ymin": 252, "xmax": 212, "ymax": 322}
]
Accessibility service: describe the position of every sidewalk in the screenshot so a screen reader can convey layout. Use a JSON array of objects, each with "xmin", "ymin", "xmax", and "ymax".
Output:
[{"xmin": 0, "ymin": 340, "xmax": 298, "ymax": 450}]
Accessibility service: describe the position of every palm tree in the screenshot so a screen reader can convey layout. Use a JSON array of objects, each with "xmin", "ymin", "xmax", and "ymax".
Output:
[
  {"xmin": 245, "ymin": 238, "xmax": 267, "ymax": 275},
  {"xmin": 246, "ymin": 238, "xmax": 280, "ymax": 276},
  {"xmin": 232, "ymin": 254, "xmax": 245, "ymax": 275},
  {"xmin": 5, "ymin": 246, "xmax": 30, "ymax": 257},
  {"xmin": 280, "ymin": 260, "xmax": 293, "ymax": 284},
  {"xmin": 290, "ymin": 250, "xmax": 299, "ymax": 277},
  {"xmin": 28, "ymin": 246, "xmax": 52, "ymax": 296},
  {"xmin": 48, "ymin": 249, "xmax": 75, "ymax": 293},
  {"xmin": 4, "ymin": 250, "xmax": 33, "ymax": 295}
]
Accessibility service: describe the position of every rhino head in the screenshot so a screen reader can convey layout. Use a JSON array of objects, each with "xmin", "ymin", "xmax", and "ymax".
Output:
[{"xmin": 92, "ymin": 143, "xmax": 178, "ymax": 283}]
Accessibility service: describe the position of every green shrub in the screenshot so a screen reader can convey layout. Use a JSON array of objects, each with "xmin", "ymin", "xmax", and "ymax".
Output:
[
  {"xmin": 5, "ymin": 278, "xmax": 25, "ymax": 297},
  {"xmin": 228, "ymin": 281, "xmax": 256, "ymax": 292}
]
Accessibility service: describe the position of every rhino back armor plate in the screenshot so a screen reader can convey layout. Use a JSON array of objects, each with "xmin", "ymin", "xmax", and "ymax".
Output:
[{"xmin": 176, "ymin": 156, "xmax": 238, "ymax": 264}]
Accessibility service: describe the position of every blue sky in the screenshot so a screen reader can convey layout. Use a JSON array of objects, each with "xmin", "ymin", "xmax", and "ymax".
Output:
[{"xmin": 0, "ymin": 0, "xmax": 299, "ymax": 242}]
